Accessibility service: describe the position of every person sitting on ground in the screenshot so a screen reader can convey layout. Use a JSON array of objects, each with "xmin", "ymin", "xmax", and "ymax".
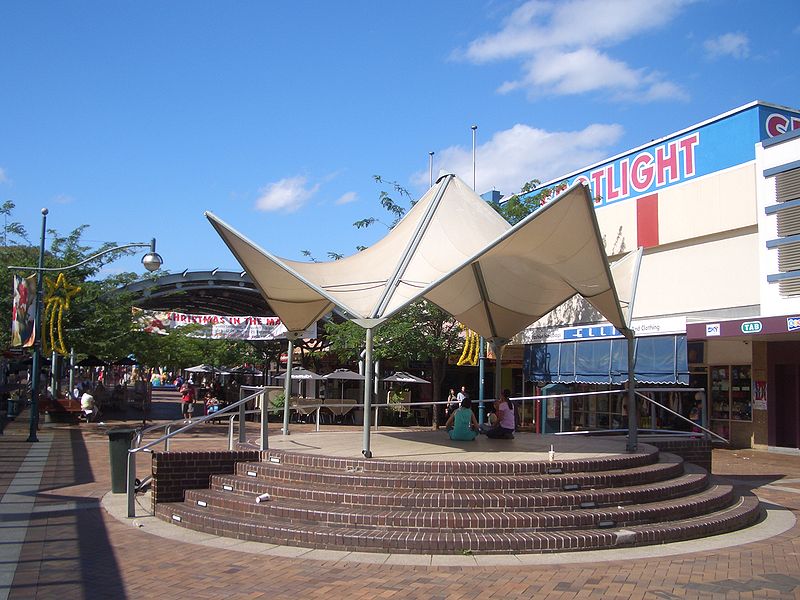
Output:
[
  {"xmin": 482, "ymin": 389, "xmax": 516, "ymax": 439},
  {"xmin": 80, "ymin": 387, "xmax": 101, "ymax": 422},
  {"xmin": 205, "ymin": 392, "xmax": 220, "ymax": 415},
  {"xmin": 445, "ymin": 397, "xmax": 479, "ymax": 441}
]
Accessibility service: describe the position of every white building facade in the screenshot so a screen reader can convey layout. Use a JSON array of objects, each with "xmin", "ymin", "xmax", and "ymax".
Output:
[{"xmin": 516, "ymin": 101, "xmax": 800, "ymax": 450}]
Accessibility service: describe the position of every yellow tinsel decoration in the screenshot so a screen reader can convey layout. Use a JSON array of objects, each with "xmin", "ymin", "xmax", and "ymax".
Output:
[
  {"xmin": 42, "ymin": 273, "xmax": 81, "ymax": 356},
  {"xmin": 456, "ymin": 328, "xmax": 480, "ymax": 367}
]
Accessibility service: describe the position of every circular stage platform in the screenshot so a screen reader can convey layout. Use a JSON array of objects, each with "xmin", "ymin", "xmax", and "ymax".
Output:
[{"xmin": 263, "ymin": 429, "xmax": 636, "ymax": 462}]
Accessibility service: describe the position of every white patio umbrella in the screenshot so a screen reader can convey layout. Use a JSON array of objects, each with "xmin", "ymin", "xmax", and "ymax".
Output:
[
  {"xmin": 383, "ymin": 371, "xmax": 430, "ymax": 384},
  {"xmin": 324, "ymin": 368, "xmax": 365, "ymax": 403},
  {"xmin": 184, "ymin": 364, "xmax": 216, "ymax": 373},
  {"xmin": 230, "ymin": 365, "xmax": 263, "ymax": 376},
  {"xmin": 275, "ymin": 367, "xmax": 324, "ymax": 380},
  {"xmin": 275, "ymin": 366, "xmax": 324, "ymax": 398}
]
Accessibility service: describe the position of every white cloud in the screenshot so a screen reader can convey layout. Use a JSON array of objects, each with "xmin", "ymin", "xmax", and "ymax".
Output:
[
  {"xmin": 0, "ymin": 167, "xmax": 7, "ymax": 184},
  {"xmin": 460, "ymin": 0, "xmax": 691, "ymax": 101},
  {"xmin": 704, "ymin": 32, "xmax": 750, "ymax": 59},
  {"xmin": 413, "ymin": 122, "xmax": 624, "ymax": 195},
  {"xmin": 53, "ymin": 194, "xmax": 73, "ymax": 205},
  {"xmin": 255, "ymin": 176, "xmax": 320, "ymax": 213},
  {"xmin": 335, "ymin": 191, "xmax": 358, "ymax": 205}
]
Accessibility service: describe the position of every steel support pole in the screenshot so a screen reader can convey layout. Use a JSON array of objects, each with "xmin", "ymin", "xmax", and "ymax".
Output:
[
  {"xmin": 493, "ymin": 340, "xmax": 504, "ymax": 403},
  {"xmin": 362, "ymin": 327, "xmax": 374, "ymax": 458},
  {"xmin": 50, "ymin": 351, "xmax": 57, "ymax": 399},
  {"xmin": 478, "ymin": 337, "xmax": 486, "ymax": 425},
  {"xmin": 28, "ymin": 208, "xmax": 48, "ymax": 443},
  {"xmin": 626, "ymin": 333, "xmax": 638, "ymax": 452},
  {"xmin": 126, "ymin": 451, "xmax": 136, "ymax": 518},
  {"xmin": 260, "ymin": 391, "xmax": 268, "ymax": 450},
  {"xmin": 68, "ymin": 347, "xmax": 75, "ymax": 399},
  {"xmin": 282, "ymin": 338, "xmax": 294, "ymax": 435},
  {"xmin": 238, "ymin": 389, "xmax": 246, "ymax": 444}
]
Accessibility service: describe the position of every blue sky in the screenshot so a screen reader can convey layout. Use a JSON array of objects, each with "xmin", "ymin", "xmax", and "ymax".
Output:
[{"xmin": 2, "ymin": 0, "xmax": 798, "ymax": 277}]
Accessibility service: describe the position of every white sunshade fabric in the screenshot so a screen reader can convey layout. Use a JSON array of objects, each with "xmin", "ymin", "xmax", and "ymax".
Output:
[
  {"xmin": 205, "ymin": 174, "xmax": 509, "ymax": 331},
  {"xmin": 206, "ymin": 176, "xmax": 627, "ymax": 342},
  {"xmin": 422, "ymin": 183, "xmax": 628, "ymax": 341}
]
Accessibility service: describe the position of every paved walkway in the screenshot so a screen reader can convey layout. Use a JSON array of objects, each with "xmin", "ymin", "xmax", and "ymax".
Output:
[{"xmin": 4, "ymin": 396, "xmax": 800, "ymax": 599}]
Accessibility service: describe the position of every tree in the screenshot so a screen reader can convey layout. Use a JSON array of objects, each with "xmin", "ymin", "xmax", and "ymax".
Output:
[
  {"xmin": 1, "ymin": 214, "xmax": 147, "ymax": 362},
  {"xmin": 323, "ymin": 300, "xmax": 462, "ymax": 426},
  {"xmin": 489, "ymin": 179, "xmax": 569, "ymax": 225}
]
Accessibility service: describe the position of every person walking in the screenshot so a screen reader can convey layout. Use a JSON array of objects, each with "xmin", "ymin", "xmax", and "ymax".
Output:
[{"xmin": 180, "ymin": 380, "xmax": 196, "ymax": 421}]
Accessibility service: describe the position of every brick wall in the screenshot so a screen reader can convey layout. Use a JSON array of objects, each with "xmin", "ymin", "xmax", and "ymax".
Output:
[
  {"xmin": 647, "ymin": 437, "xmax": 712, "ymax": 472},
  {"xmin": 151, "ymin": 449, "xmax": 260, "ymax": 507}
]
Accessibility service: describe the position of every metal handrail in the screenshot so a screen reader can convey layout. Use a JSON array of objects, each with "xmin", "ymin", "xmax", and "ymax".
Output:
[
  {"xmin": 126, "ymin": 387, "xmax": 266, "ymax": 517},
  {"xmin": 635, "ymin": 390, "xmax": 728, "ymax": 444},
  {"xmin": 556, "ymin": 428, "xmax": 705, "ymax": 437}
]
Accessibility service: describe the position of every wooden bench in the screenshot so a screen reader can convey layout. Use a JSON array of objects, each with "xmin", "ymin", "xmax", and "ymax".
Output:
[{"xmin": 40, "ymin": 397, "xmax": 83, "ymax": 423}]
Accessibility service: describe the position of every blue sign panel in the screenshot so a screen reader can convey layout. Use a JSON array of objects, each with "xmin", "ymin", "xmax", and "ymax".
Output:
[{"xmin": 563, "ymin": 325, "xmax": 619, "ymax": 340}]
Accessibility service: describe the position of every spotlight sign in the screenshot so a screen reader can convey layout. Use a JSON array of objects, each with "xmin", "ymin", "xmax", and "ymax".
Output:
[{"xmin": 527, "ymin": 102, "xmax": 800, "ymax": 209}]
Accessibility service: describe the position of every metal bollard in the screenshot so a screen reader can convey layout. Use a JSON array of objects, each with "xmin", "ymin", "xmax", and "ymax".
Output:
[{"xmin": 126, "ymin": 450, "xmax": 136, "ymax": 518}]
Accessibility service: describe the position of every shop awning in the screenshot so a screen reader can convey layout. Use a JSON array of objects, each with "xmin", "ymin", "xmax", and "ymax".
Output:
[{"xmin": 524, "ymin": 334, "xmax": 689, "ymax": 385}]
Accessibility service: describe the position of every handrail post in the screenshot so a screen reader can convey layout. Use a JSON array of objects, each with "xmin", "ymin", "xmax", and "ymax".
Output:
[
  {"xmin": 374, "ymin": 406, "xmax": 379, "ymax": 431},
  {"xmin": 260, "ymin": 391, "xmax": 268, "ymax": 450},
  {"xmin": 315, "ymin": 406, "xmax": 321, "ymax": 432},
  {"xmin": 164, "ymin": 425, "xmax": 172, "ymax": 451},
  {"xmin": 238, "ymin": 392, "xmax": 246, "ymax": 444},
  {"xmin": 126, "ymin": 450, "xmax": 136, "ymax": 518},
  {"xmin": 228, "ymin": 415, "xmax": 235, "ymax": 450}
]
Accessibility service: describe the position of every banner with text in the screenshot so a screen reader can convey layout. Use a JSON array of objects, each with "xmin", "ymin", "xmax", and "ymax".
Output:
[{"xmin": 132, "ymin": 308, "xmax": 317, "ymax": 341}]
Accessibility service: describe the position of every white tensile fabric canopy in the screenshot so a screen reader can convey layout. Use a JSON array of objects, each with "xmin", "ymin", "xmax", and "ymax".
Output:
[
  {"xmin": 207, "ymin": 174, "xmax": 636, "ymax": 455},
  {"xmin": 205, "ymin": 174, "xmax": 628, "ymax": 338},
  {"xmin": 206, "ymin": 174, "xmax": 509, "ymax": 332},
  {"xmin": 420, "ymin": 183, "xmax": 628, "ymax": 341}
]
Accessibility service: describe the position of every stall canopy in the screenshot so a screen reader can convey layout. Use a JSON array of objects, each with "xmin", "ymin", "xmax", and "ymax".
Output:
[
  {"xmin": 275, "ymin": 367, "xmax": 324, "ymax": 381},
  {"xmin": 383, "ymin": 371, "xmax": 430, "ymax": 384},
  {"xmin": 205, "ymin": 175, "xmax": 628, "ymax": 339},
  {"xmin": 524, "ymin": 334, "xmax": 689, "ymax": 385}
]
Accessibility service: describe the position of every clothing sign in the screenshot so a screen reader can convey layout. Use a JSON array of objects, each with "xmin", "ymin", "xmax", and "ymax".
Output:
[{"xmin": 518, "ymin": 316, "xmax": 686, "ymax": 345}]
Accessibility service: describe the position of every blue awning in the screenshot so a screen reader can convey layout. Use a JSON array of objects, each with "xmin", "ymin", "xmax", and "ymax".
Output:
[{"xmin": 524, "ymin": 335, "xmax": 689, "ymax": 385}]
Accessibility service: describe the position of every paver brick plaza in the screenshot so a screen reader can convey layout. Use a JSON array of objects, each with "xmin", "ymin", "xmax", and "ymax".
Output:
[{"xmin": 3, "ymin": 394, "xmax": 800, "ymax": 599}]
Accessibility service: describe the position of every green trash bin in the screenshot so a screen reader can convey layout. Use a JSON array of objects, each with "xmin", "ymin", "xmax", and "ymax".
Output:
[{"xmin": 107, "ymin": 427, "xmax": 137, "ymax": 493}]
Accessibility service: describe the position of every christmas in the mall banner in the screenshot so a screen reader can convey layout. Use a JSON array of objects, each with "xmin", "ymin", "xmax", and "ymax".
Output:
[{"xmin": 132, "ymin": 308, "xmax": 316, "ymax": 340}]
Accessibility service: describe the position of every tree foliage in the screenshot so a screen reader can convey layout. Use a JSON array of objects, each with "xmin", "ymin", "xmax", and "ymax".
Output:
[
  {"xmin": 489, "ymin": 179, "xmax": 569, "ymax": 225},
  {"xmin": 2, "ymin": 202, "xmax": 260, "ymax": 370}
]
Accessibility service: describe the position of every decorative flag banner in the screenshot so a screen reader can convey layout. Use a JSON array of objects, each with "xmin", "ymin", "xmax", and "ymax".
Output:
[
  {"xmin": 132, "ymin": 308, "xmax": 317, "ymax": 341},
  {"xmin": 12, "ymin": 274, "xmax": 36, "ymax": 347}
]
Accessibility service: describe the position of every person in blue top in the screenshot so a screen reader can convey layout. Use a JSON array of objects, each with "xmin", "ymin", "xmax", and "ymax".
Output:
[{"xmin": 445, "ymin": 396, "xmax": 479, "ymax": 441}]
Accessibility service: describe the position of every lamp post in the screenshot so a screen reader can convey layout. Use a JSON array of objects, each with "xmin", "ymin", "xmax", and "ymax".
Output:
[{"xmin": 9, "ymin": 208, "xmax": 163, "ymax": 442}]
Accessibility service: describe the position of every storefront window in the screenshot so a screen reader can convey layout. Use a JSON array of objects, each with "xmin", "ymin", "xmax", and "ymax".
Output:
[
  {"xmin": 710, "ymin": 364, "xmax": 752, "ymax": 438},
  {"xmin": 569, "ymin": 385, "xmax": 626, "ymax": 430}
]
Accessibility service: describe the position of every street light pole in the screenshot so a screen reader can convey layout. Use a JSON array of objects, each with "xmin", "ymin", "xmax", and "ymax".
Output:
[
  {"xmin": 27, "ymin": 208, "xmax": 48, "ymax": 442},
  {"xmin": 10, "ymin": 209, "xmax": 163, "ymax": 442},
  {"xmin": 471, "ymin": 124, "xmax": 487, "ymax": 425}
]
